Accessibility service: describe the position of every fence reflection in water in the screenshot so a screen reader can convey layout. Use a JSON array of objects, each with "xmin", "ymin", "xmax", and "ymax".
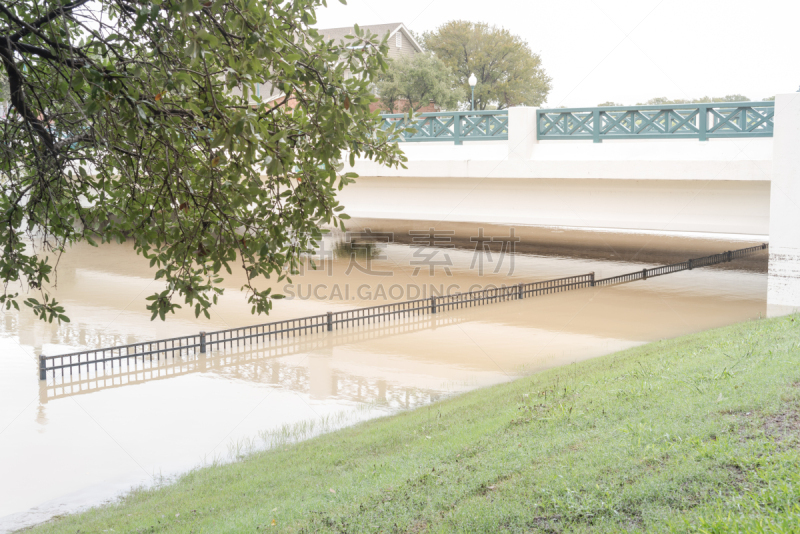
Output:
[{"xmin": 40, "ymin": 313, "xmax": 468, "ymax": 405}]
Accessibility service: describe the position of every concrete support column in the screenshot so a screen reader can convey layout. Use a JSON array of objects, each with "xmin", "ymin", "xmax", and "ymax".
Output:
[
  {"xmin": 508, "ymin": 106, "xmax": 538, "ymax": 160},
  {"xmin": 767, "ymin": 93, "xmax": 800, "ymax": 316}
]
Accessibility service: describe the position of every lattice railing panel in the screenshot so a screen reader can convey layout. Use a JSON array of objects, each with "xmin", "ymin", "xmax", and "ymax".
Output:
[
  {"xmin": 380, "ymin": 110, "xmax": 509, "ymax": 144},
  {"xmin": 539, "ymin": 110, "xmax": 594, "ymax": 137},
  {"xmin": 708, "ymin": 105, "xmax": 774, "ymax": 135},
  {"xmin": 538, "ymin": 102, "xmax": 774, "ymax": 142}
]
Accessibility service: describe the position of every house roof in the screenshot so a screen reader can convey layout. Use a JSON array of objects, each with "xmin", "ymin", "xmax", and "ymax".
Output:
[{"xmin": 317, "ymin": 23, "xmax": 424, "ymax": 53}]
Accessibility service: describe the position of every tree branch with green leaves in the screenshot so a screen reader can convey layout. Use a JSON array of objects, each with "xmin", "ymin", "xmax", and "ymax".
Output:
[{"xmin": 0, "ymin": 0, "xmax": 407, "ymax": 323}]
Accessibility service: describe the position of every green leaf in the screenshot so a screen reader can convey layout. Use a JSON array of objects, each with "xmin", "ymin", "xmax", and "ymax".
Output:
[{"xmin": 85, "ymin": 100, "xmax": 101, "ymax": 115}]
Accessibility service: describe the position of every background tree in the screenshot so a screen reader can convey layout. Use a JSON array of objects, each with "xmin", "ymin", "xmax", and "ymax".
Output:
[
  {"xmin": 375, "ymin": 53, "xmax": 463, "ymax": 112},
  {"xmin": 638, "ymin": 97, "xmax": 692, "ymax": 105},
  {"xmin": 423, "ymin": 21, "xmax": 551, "ymax": 110},
  {"xmin": 699, "ymin": 94, "xmax": 751, "ymax": 103},
  {"xmin": 636, "ymin": 95, "xmax": 752, "ymax": 105},
  {"xmin": 0, "ymin": 0, "xmax": 406, "ymax": 323}
]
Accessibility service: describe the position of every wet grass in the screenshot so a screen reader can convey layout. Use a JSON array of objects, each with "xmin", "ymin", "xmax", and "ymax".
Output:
[
  {"xmin": 27, "ymin": 314, "xmax": 800, "ymax": 533},
  {"xmin": 224, "ymin": 403, "xmax": 389, "ymax": 462}
]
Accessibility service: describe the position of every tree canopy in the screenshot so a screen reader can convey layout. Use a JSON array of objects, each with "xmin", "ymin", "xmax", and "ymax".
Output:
[
  {"xmin": 375, "ymin": 52, "xmax": 463, "ymax": 113},
  {"xmin": 0, "ymin": 0, "xmax": 406, "ymax": 323},
  {"xmin": 595, "ymin": 95, "xmax": 763, "ymax": 107},
  {"xmin": 635, "ymin": 95, "xmax": 752, "ymax": 105},
  {"xmin": 422, "ymin": 21, "xmax": 551, "ymax": 110}
]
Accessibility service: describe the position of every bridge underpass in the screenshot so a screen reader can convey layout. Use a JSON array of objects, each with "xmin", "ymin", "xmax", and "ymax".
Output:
[{"xmin": 339, "ymin": 95, "xmax": 800, "ymax": 315}]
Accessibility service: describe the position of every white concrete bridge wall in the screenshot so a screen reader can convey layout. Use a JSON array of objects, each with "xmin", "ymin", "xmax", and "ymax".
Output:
[
  {"xmin": 351, "ymin": 136, "xmax": 772, "ymax": 182},
  {"xmin": 338, "ymin": 176, "xmax": 769, "ymax": 236},
  {"xmin": 342, "ymin": 107, "xmax": 773, "ymax": 236}
]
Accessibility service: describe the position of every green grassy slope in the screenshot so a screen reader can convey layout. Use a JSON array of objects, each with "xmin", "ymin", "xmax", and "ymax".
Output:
[{"xmin": 31, "ymin": 315, "xmax": 800, "ymax": 533}]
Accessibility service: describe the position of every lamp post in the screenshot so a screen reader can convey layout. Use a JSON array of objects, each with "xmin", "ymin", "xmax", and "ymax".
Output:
[{"xmin": 468, "ymin": 73, "xmax": 477, "ymax": 111}]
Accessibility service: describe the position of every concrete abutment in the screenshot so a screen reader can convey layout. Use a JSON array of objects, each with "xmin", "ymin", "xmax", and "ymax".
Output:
[{"xmin": 768, "ymin": 93, "xmax": 800, "ymax": 316}]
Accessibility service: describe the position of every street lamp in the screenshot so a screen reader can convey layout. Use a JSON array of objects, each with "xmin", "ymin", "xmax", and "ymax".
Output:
[{"xmin": 468, "ymin": 73, "xmax": 477, "ymax": 111}]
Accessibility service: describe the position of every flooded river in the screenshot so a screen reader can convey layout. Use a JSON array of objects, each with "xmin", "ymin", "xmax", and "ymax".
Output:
[{"xmin": 0, "ymin": 225, "xmax": 767, "ymax": 532}]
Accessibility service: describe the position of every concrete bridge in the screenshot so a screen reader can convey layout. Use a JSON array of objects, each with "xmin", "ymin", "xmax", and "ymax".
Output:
[{"xmin": 339, "ymin": 95, "xmax": 800, "ymax": 316}]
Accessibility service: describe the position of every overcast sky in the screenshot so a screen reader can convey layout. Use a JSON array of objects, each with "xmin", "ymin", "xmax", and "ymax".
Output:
[{"xmin": 315, "ymin": 0, "xmax": 800, "ymax": 108}]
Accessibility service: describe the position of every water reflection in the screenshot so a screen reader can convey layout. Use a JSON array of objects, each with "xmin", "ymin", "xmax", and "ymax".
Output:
[
  {"xmin": 0, "ymin": 228, "xmax": 768, "ymax": 532},
  {"xmin": 37, "ymin": 314, "xmax": 464, "ymax": 407}
]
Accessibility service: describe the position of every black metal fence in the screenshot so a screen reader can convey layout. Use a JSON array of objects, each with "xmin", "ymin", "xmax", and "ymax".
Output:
[
  {"xmin": 39, "ymin": 243, "xmax": 767, "ymax": 380},
  {"xmin": 594, "ymin": 244, "xmax": 766, "ymax": 287},
  {"xmin": 39, "ymin": 333, "xmax": 203, "ymax": 381}
]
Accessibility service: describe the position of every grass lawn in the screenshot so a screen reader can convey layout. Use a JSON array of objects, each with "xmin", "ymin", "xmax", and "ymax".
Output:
[{"xmin": 30, "ymin": 314, "xmax": 800, "ymax": 533}]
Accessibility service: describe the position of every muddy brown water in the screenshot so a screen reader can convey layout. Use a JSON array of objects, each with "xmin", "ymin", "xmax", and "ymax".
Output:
[{"xmin": 0, "ymin": 227, "xmax": 767, "ymax": 531}]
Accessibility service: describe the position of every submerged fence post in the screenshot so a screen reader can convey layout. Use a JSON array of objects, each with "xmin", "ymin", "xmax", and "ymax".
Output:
[
  {"xmin": 39, "ymin": 355, "xmax": 46, "ymax": 380},
  {"xmin": 327, "ymin": 312, "xmax": 333, "ymax": 332},
  {"xmin": 518, "ymin": 283, "xmax": 523, "ymax": 299},
  {"xmin": 199, "ymin": 332, "xmax": 206, "ymax": 354},
  {"xmin": 431, "ymin": 296, "xmax": 437, "ymax": 314}
]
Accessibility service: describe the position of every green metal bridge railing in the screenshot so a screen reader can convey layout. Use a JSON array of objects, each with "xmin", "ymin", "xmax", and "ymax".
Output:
[
  {"xmin": 536, "ymin": 101, "xmax": 774, "ymax": 142},
  {"xmin": 379, "ymin": 110, "xmax": 508, "ymax": 145},
  {"xmin": 378, "ymin": 102, "xmax": 774, "ymax": 144}
]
